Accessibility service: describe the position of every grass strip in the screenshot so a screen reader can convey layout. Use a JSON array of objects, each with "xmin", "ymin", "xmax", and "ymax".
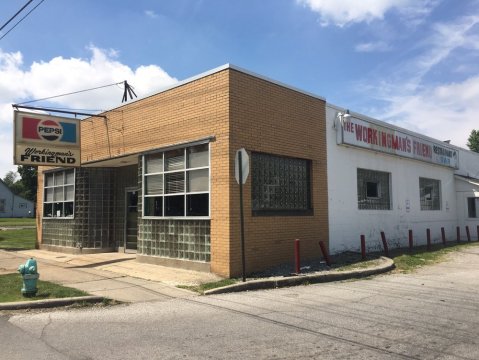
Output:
[
  {"xmin": 178, "ymin": 278, "xmax": 238, "ymax": 294},
  {"xmin": 391, "ymin": 242, "xmax": 478, "ymax": 272},
  {"xmin": 0, "ymin": 273, "xmax": 88, "ymax": 303},
  {"xmin": 0, "ymin": 228, "xmax": 36, "ymax": 250},
  {"xmin": 0, "ymin": 218, "xmax": 36, "ymax": 227}
]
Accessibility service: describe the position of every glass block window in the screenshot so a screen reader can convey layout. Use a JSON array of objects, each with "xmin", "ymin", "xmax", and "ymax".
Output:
[
  {"xmin": 357, "ymin": 168, "xmax": 391, "ymax": 210},
  {"xmin": 252, "ymin": 152, "xmax": 311, "ymax": 214},
  {"xmin": 0, "ymin": 199, "xmax": 5, "ymax": 213},
  {"xmin": 419, "ymin": 177, "xmax": 441, "ymax": 210},
  {"xmin": 143, "ymin": 143, "xmax": 209, "ymax": 218},
  {"xmin": 43, "ymin": 169, "xmax": 75, "ymax": 218},
  {"xmin": 467, "ymin": 197, "xmax": 479, "ymax": 218}
]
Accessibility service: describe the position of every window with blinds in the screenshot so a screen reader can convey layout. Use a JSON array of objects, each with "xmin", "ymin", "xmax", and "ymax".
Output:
[
  {"xmin": 143, "ymin": 143, "xmax": 209, "ymax": 217},
  {"xmin": 43, "ymin": 169, "xmax": 75, "ymax": 218}
]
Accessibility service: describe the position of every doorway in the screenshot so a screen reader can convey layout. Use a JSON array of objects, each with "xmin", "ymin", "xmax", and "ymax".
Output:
[{"xmin": 125, "ymin": 189, "xmax": 138, "ymax": 252}]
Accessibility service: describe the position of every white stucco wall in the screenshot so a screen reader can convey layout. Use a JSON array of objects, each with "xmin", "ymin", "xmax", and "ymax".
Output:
[{"xmin": 326, "ymin": 104, "xmax": 464, "ymax": 253}]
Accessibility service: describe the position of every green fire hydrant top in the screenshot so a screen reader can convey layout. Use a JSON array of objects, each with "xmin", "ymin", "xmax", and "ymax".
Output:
[{"xmin": 18, "ymin": 258, "xmax": 39, "ymax": 297}]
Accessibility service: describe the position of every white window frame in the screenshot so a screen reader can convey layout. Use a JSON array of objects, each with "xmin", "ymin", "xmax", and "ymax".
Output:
[
  {"xmin": 142, "ymin": 142, "xmax": 210, "ymax": 219},
  {"xmin": 43, "ymin": 169, "xmax": 75, "ymax": 219}
]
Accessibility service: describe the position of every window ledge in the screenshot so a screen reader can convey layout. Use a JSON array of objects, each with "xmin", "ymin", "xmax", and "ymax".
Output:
[{"xmin": 252, "ymin": 209, "xmax": 314, "ymax": 217}]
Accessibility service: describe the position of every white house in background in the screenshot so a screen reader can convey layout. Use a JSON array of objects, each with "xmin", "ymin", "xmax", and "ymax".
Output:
[
  {"xmin": 326, "ymin": 103, "xmax": 479, "ymax": 253},
  {"xmin": 0, "ymin": 179, "xmax": 34, "ymax": 218}
]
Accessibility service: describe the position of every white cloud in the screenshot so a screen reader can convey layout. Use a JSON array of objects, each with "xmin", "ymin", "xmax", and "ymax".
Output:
[
  {"xmin": 360, "ymin": 15, "xmax": 479, "ymax": 148},
  {"xmin": 145, "ymin": 10, "xmax": 159, "ymax": 19},
  {"xmin": 297, "ymin": 0, "xmax": 437, "ymax": 27},
  {"xmin": 0, "ymin": 46, "xmax": 177, "ymax": 179},
  {"xmin": 381, "ymin": 76, "xmax": 479, "ymax": 147},
  {"xmin": 355, "ymin": 41, "xmax": 391, "ymax": 52}
]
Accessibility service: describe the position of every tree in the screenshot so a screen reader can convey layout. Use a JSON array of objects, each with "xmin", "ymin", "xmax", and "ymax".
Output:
[
  {"xmin": 17, "ymin": 166, "xmax": 38, "ymax": 202},
  {"xmin": 2, "ymin": 167, "xmax": 37, "ymax": 203},
  {"xmin": 467, "ymin": 129, "xmax": 479, "ymax": 153},
  {"xmin": 3, "ymin": 171, "xmax": 18, "ymax": 187}
]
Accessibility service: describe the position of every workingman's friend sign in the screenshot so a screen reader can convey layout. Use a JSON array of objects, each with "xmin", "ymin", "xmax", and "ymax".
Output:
[{"xmin": 14, "ymin": 111, "xmax": 81, "ymax": 167}]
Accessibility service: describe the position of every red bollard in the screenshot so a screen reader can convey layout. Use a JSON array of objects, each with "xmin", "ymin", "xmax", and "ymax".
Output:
[
  {"xmin": 380, "ymin": 231, "xmax": 389, "ymax": 257},
  {"xmin": 408, "ymin": 230, "xmax": 413, "ymax": 252},
  {"xmin": 457, "ymin": 226, "xmax": 461, "ymax": 243},
  {"xmin": 360, "ymin": 235, "xmax": 366, "ymax": 260},
  {"xmin": 294, "ymin": 239, "xmax": 300, "ymax": 274},
  {"xmin": 466, "ymin": 226, "xmax": 471, "ymax": 242},
  {"xmin": 426, "ymin": 228, "xmax": 431, "ymax": 251},
  {"xmin": 441, "ymin": 227, "xmax": 446, "ymax": 245},
  {"xmin": 318, "ymin": 241, "xmax": 331, "ymax": 267}
]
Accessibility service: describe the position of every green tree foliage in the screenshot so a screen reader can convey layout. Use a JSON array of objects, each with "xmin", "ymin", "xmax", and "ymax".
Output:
[
  {"xmin": 3, "ymin": 171, "xmax": 18, "ymax": 187},
  {"xmin": 467, "ymin": 129, "xmax": 479, "ymax": 153},
  {"xmin": 17, "ymin": 166, "xmax": 37, "ymax": 202},
  {"xmin": 2, "ymin": 166, "xmax": 37, "ymax": 202}
]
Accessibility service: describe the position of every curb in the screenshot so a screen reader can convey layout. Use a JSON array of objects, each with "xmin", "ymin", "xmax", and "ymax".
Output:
[
  {"xmin": 204, "ymin": 257, "xmax": 395, "ymax": 295},
  {"xmin": 0, "ymin": 296, "xmax": 105, "ymax": 310}
]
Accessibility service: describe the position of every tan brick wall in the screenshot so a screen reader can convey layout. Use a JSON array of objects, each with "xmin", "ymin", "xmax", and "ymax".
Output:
[
  {"xmin": 36, "ymin": 67, "xmax": 329, "ymax": 278},
  {"xmin": 228, "ymin": 69, "xmax": 329, "ymax": 277}
]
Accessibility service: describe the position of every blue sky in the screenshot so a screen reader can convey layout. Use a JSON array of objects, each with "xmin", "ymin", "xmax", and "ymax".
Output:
[{"xmin": 1, "ymin": 0, "xmax": 479, "ymax": 178}]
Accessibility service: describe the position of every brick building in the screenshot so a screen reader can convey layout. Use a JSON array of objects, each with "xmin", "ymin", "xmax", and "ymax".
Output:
[
  {"xmin": 36, "ymin": 65, "xmax": 329, "ymax": 278},
  {"xmin": 36, "ymin": 64, "xmax": 479, "ymax": 278}
]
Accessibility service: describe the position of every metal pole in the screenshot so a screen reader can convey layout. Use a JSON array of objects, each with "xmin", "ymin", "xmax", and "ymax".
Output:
[
  {"xmin": 294, "ymin": 239, "xmax": 301, "ymax": 274},
  {"xmin": 239, "ymin": 151, "xmax": 246, "ymax": 282}
]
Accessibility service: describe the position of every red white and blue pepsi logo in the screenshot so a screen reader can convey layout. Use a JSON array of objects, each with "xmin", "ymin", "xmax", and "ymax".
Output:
[{"xmin": 21, "ymin": 117, "xmax": 77, "ymax": 143}]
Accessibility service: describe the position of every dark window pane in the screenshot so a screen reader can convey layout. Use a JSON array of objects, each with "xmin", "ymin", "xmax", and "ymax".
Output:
[
  {"xmin": 64, "ymin": 202, "xmax": 74, "ymax": 217},
  {"xmin": 43, "ymin": 203, "xmax": 53, "ymax": 217},
  {"xmin": 165, "ymin": 195, "xmax": 185, "ymax": 216},
  {"xmin": 187, "ymin": 194, "xmax": 209, "ymax": 216},
  {"xmin": 366, "ymin": 182, "xmax": 379, "ymax": 198},
  {"xmin": 144, "ymin": 197, "xmax": 163, "ymax": 216},
  {"xmin": 53, "ymin": 202, "xmax": 63, "ymax": 217},
  {"xmin": 468, "ymin": 198, "xmax": 477, "ymax": 218}
]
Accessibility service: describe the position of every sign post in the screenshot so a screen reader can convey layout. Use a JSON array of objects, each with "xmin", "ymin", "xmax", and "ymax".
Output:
[{"xmin": 235, "ymin": 148, "xmax": 249, "ymax": 282}]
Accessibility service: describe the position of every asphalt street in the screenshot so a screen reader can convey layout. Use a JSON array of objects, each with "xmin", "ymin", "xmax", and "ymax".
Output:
[{"xmin": 2, "ymin": 246, "xmax": 479, "ymax": 359}]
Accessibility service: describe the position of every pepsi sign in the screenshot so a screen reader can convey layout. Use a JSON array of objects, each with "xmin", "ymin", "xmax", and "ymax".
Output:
[{"xmin": 14, "ymin": 111, "xmax": 81, "ymax": 167}]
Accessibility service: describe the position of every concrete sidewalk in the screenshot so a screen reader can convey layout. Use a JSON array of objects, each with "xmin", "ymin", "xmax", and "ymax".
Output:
[{"xmin": 0, "ymin": 249, "xmax": 223, "ymax": 303}]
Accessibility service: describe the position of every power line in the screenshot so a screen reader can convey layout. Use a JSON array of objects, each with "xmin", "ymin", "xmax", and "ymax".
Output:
[
  {"xmin": 17, "ymin": 81, "xmax": 125, "ymax": 105},
  {"xmin": 0, "ymin": 0, "xmax": 34, "ymax": 33},
  {"xmin": 0, "ymin": 0, "xmax": 46, "ymax": 41}
]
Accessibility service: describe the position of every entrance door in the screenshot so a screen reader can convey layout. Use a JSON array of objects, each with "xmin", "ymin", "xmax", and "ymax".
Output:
[{"xmin": 125, "ymin": 190, "xmax": 138, "ymax": 252}]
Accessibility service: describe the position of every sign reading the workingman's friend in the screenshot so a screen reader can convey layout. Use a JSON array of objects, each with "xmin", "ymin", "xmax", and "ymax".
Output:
[
  {"xmin": 14, "ymin": 111, "xmax": 81, "ymax": 167},
  {"xmin": 338, "ymin": 116, "xmax": 459, "ymax": 169}
]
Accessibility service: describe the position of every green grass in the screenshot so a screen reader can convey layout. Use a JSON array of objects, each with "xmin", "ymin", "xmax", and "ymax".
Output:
[
  {"xmin": 0, "ymin": 273, "xmax": 88, "ymax": 303},
  {"xmin": 178, "ymin": 278, "xmax": 238, "ymax": 294},
  {"xmin": 0, "ymin": 218, "xmax": 36, "ymax": 227},
  {"xmin": 391, "ymin": 242, "xmax": 479, "ymax": 273},
  {"xmin": 0, "ymin": 228, "xmax": 36, "ymax": 250}
]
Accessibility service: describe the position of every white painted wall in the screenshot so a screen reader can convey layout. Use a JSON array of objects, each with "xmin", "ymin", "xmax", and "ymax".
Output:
[{"xmin": 326, "ymin": 104, "xmax": 466, "ymax": 253}]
